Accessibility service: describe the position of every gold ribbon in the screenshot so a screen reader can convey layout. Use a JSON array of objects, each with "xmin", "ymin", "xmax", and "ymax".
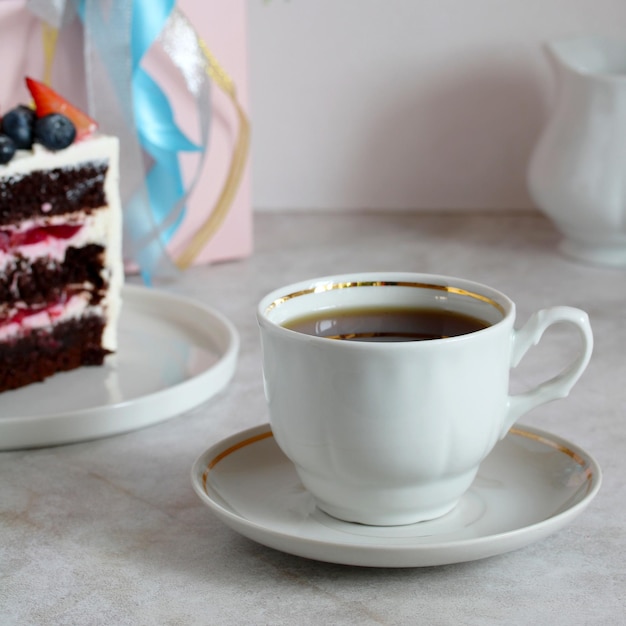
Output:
[
  {"xmin": 41, "ymin": 23, "xmax": 58, "ymax": 86},
  {"xmin": 175, "ymin": 38, "xmax": 251, "ymax": 269}
]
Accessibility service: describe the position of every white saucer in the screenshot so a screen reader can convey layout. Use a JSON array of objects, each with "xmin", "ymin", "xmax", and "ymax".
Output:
[
  {"xmin": 0, "ymin": 285, "xmax": 239, "ymax": 450},
  {"xmin": 191, "ymin": 424, "xmax": 602, "ymax": 568}
]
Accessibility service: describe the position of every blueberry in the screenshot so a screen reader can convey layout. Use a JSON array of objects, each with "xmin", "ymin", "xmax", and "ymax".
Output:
[
  {"xmin": 1, "ymin": 105, "xmax": 36, "ymax": 149},
  {"xmin": 0, "ymin": 134, "xmax": 16, "ymax": 164},
  {"xmin": 34, "ymin": 113, "xmax": 76, "ymax": 150}
]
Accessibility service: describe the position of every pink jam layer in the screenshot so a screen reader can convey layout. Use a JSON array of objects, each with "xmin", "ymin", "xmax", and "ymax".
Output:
[
  {"xmin": 0, "ymin": 293, "xmax": 93, "ymax": 341},
  {"xmin": 0, "ymin": 224, "xmax": 82, "ymax": 252},
  {"xmin": 1, "ymin": 298, "xmax": 67, "ymax": 326}
]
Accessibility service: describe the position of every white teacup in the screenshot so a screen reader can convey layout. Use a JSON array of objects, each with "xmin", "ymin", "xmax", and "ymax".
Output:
[{"xmin": 257, "ymin": 272, "xmax": 593, "ymax": 526}]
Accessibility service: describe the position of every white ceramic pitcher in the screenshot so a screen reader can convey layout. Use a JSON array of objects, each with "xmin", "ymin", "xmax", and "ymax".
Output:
[{"xmin": 528, "ymin": 36, "xmax": 626, "ymax": 266}]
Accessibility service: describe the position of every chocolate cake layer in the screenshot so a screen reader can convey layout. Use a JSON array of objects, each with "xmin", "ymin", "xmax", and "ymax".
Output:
[
  {"xmin": 0, "ymin": 315, "xmax": 108, "ymax": 392},
  {"xmin": 0, "ymin": 161, "xmax": 108, "ymax": 225},
  {"xmin": 0, "ymin": 244, "xmax": 106, "ymax": 307}
]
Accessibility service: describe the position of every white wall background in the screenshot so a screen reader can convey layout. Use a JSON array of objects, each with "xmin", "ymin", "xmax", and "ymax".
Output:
[{"xmin": 247, "ymin": 0, "xmax": 626, "ymax": 211}]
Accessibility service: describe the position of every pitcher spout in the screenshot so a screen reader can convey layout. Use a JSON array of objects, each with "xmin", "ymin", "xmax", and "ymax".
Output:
[{"xmin": 544, "ymin": 35, "xmax": 626, "ymax": 80}]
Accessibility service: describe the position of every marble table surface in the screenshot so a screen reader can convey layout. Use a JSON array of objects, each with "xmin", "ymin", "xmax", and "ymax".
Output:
[{"xmin": 2, "ymin": 211, "xmax": 625, "ymax": 625}]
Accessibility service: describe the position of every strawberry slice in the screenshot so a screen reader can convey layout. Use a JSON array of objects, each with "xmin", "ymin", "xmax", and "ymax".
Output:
[{"xmin": 25, "ymin": 77, "xmax": 98, "ymax": 140}]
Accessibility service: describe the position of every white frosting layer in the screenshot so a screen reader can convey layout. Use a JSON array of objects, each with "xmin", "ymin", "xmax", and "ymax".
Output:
[
  {"xmin": 0, "ymin": 135, "xmax": 123, "ymax": 351},
  {"xmin": 2, "ymin": 136, "xmax": 113, "ymax": 176}
]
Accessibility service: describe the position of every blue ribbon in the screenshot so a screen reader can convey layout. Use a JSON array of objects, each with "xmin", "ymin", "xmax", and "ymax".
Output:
[
  {"xmin": 129, "ymin": 0, "xmax": 201, "ymax": 242},
  {"xmin": 76, "ymin": 0, "xmax": 204, "ymax": 282}
]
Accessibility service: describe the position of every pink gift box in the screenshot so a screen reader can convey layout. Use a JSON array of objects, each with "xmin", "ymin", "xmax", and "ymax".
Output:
[{"xmin": 0, "ymin": 0, "xmax": 252, "ymax": 267}]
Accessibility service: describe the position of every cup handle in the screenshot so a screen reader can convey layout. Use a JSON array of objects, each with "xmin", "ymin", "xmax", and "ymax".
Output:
[{"xmin": 502, "ymin": 306, "xmax": 593, "ymax": 435}]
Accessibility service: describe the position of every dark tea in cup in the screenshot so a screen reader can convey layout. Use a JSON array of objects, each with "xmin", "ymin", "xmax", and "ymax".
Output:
[{"xmin": 282, "ymin": 306, "xmax": 490, "ymax": 342}]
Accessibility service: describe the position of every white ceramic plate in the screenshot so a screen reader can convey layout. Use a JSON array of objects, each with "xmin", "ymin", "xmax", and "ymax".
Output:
[
  {"xmin": 0, "ymin": 285, "xmax": 239, "ymax": 450},
  {"xmin": 192, "ymin": 424, "xmax": 602, "ymax": 568}
]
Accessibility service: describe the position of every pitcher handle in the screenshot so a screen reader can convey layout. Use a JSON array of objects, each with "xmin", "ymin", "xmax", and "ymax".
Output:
[{"xmin": 502, "ymin": 307, "xmax": 593, "ymax": 435}]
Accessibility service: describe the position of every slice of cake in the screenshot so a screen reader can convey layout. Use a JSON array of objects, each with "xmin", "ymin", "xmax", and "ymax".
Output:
[{"xmin": 0, "ymin": 79, "xmax": 123, "ymax": 393}]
